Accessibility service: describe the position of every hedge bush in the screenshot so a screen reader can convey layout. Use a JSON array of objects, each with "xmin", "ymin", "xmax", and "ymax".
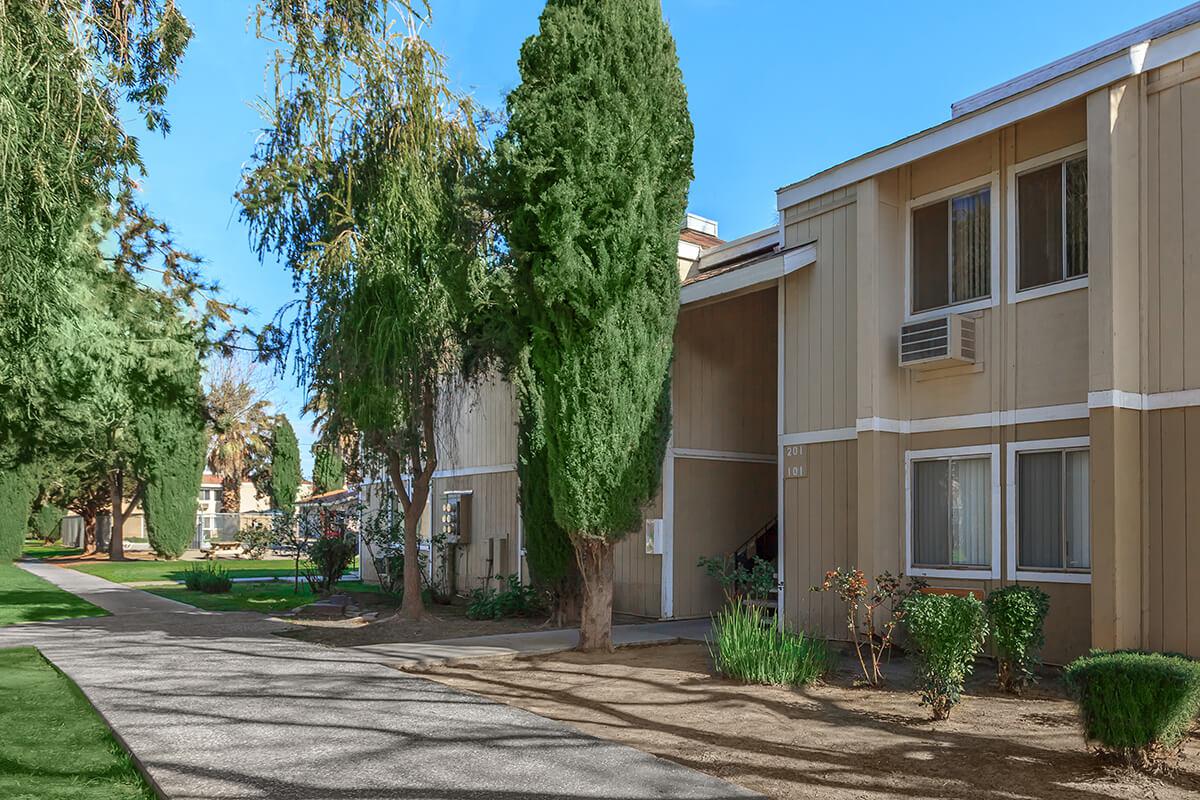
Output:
[
  {"xmin": 0, "ymin": 463, "xmax": 38, "ymax": 561},
  {"xmin": 711, "ymin": 601, "xmax": 829, "ymax": 686},
  {"xmin": 183, "ymin": 563, "xmax": 233, "ymax": 594},
  {"xmin": 1064, "ymin": 650, "xmax": 1200, "ymax": 765},
  {"xmin": 984, "ymin": 584, "xmax": 1050, "ymax": 693},
  {"xmin": 903, "ymin": 592, "xmax": 989, "ymax": 719},
  {"xmin": 32, "ymin": 503, "xmax": 65, "ymax": 544}
]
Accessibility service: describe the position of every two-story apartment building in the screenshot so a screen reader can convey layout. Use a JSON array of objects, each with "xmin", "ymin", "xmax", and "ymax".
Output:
[{"xmin": 363, "ymin": 5, "xmax": 1200, "ymax": 663}]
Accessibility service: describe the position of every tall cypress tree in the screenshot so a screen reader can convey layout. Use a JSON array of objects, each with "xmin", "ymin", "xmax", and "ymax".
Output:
[
  {"xmin": 269, "ymin": 416, "xmax": 301, "ymax": 517},
  {"xmin": 491, "ymin": 0, "xmax": 693, "ymax": 650},
  {"xmin": 312, "ymin": 445, "xmax": 345, "ymax": 494}
]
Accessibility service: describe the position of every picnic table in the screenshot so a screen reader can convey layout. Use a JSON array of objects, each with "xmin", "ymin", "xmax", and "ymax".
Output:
[{"xmin": 205, "ymin": 541, "xmax": 244, "ymax": 559}]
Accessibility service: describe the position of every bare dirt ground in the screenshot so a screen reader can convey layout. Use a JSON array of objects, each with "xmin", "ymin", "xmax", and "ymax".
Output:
[
  {"xmin": 278, "ymin": 600, "xmax": 554, "ymax": 646},
  {"xmin": 421, "ymin": 641, "xmax": 1200, "ymax": 800}
]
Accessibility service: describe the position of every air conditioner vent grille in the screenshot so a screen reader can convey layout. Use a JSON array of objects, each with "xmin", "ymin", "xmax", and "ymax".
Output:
[{"xmin": 899, "ymin": 314, "xmax": 977, "ymax": 369}]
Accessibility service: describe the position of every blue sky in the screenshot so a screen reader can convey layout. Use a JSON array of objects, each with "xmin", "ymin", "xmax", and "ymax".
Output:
[{"xmin": 132, "ymin": 0, "xmax": 1182, "ymax": 475}]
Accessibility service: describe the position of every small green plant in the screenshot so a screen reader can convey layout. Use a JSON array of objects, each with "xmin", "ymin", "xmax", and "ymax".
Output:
[
  {"xmin": 183, "ymin": 563, "xmax": 233, "ymax": 594},
  {"xmin": 467, "ymin": 574, "xmax": 546, "ymax": 620},
  {"xmin": 984, "ymin": 584, "xmax": 1050, "ymax": 693},
  {"xmin": 697, "ymin": 554, "xmax": 777, "ymax": 603},
  {"xmin": 1064, "ymin": 650, "xmax": 1200, "ymax": 767},
  {"xmin": 811, "ymin": 568, "xmax": 926, "ymax": 686},
  {"xmin": 710, "ymin": 601, "xmax": 829, "ymax": 686},
  {"xmin": 902, "ymin": 592, "xmax": 989, "ymax": 720},
  {"xmin": 305, "ymin": 523, "xmax": 357, "ymax": 596},
  {"xmin": 238, "ymin": 519, "xmax": 276, "ymax": 560}
]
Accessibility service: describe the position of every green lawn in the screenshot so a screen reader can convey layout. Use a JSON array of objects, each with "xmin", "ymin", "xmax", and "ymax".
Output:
[
  {"xmin": 0, "ymin": 563, "xmax": 107, "ymax": 627},
  {"xmin": 144, "ymin": 579, "xmax": 388, "ymax": 613},
  {"xmin": 0, "ymin": 647, "xmax": 155, "ymax": 800},
  {"xmin": 21, "ymin": 540, "xmax": 84, "ymax": 559},
  {"xmin": 69, "ymin": 558, "xmax": 311, "ymax": 584}
]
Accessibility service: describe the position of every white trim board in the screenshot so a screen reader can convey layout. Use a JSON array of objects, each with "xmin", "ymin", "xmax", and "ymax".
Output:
[
  {"xmin": 1088, "ymin": 388, "xmax": 1200, "ymax": 411},
  {"xmin": 776, "ymin": 20, "xmax": 1200, "ymax": 210},
  {"xmin": 679, "ymin": 243, "xmax": 815, "ymax": 306},
  {"xmin": 431, "ymin": 463, "xmax": 516, "ymax": 479},
  {"xmin": 1005, "ymin": 437, "xmax": 1093, "ymax": 585},
  {"xmin": 660, "ymin": 442, "xmax": 675, "ymax": 619},
  {"xmin": 673, "ymin": 448, "xmax": 776, "ymax": 464},
  {"xmin": 780, "ymin": 428, "xmax": 857, "ymax": 446},
  {"xmin": 904, "ymin": 444, "xmax": 1003, "ymax": 581}
]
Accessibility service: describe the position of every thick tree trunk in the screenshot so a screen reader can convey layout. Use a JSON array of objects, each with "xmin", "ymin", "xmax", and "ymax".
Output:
[
  {"xmin": 221, "ymin": 476, "xmax": 240, "ymax": 513},
  {"xmin": 575, "ymin": 537, "xmax": 614, "ymax": 652},
  {"xmin": 82, "ymin": 511, "xmax": 97, "ymax": 555},
  {"xmin": 384, "ymin": 449, "xmax": 429, "ymax": 622},
  {"xmin": 108, "ymin": 470, "xmax": 126, "ymax": 561}
]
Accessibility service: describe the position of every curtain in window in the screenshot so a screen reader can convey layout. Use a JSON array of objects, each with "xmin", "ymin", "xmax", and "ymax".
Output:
[
  {"xmin": 950, "ymin": 457, "xmax": 990, "ymax": 566},
  {"xmin": 1017, "ymin": 165, "xmax": 1063, "ymax": 290},
  {"xmin": 913, "ymin": 460, "xmax": 949, "ymax": 566},
  {"xmin": 951, "ymin": 189, "xmax": 990, "ymax": 303},
  {"xmin": 1065, "ymin": 450, "xmax": 1090, "ymax": 569},
  {"xmin": 1018, "ymin": 451, "xmax": 1062, "ymax": 569},
  {"xmin": 1065, "ymin": 157, "xmax": 1088, "ymax": 279}
]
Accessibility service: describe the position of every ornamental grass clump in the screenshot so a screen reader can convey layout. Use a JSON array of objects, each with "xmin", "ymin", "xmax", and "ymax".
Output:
[
  {"xmin": 903, "ymin": 592, "xmax": 989, "ymax": 720},
  {"xmin": 1064, "ymin": 650, "xmax": 1200, "ymax": 768},
  {"xmin": 710, "ymin": 602, "xmax": 829, "ymax": 686},
  {"xmin": 183, "ymin": 563, "xmax": 233, "ymax": 594},
  {"xmin": 984, "ymin": 584, "xmax": 1050, "ymax": 693}
]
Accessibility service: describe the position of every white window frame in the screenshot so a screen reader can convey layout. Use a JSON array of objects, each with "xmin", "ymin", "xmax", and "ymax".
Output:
[
  {"xmin": 1006, "ymin": 142, "xmax": 1089, "ymax": 305},
  {"xmin": 905, "ymin": 174, "xmax": 1002, "ymax": 322},
  {"xmin": 904, "ymin": 443, "xmax": 1002, "ymax": 580},
  {"xmin": 1005, "ymin": 436, "xmax": 1091, "ymax": 584}
]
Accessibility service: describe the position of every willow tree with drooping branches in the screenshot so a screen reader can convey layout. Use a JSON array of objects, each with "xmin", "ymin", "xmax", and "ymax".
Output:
[
  {"xmin": 489, "ymin": 0, "xmax": 694, "ymax": 651},
  {"xmin": 240, "ymin": 0, "xmax": 490, "ymax": 620}
]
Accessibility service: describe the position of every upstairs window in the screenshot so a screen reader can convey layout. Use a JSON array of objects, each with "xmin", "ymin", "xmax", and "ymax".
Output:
[
  {"xmin": 912, "ymin": 186, "xmax": 992, "ymax": 314},
  {"xmin": 1016, "ymin": 154, "xmax": 1088, "ymax": 292}
]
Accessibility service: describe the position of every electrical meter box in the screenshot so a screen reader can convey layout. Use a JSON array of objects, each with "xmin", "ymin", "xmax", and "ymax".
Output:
[{"xmin": 441, "ymin": 491, "xmax": 472, "ymax": 545}]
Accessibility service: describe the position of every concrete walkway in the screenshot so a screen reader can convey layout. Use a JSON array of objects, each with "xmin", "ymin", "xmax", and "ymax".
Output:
[
  {"xmin": 18, "ymin": 560, "xmax": 196, "ymax": 614},
  {"xmin": 3, "ymin": 563, "xmax": 756, "ymax": 800}
]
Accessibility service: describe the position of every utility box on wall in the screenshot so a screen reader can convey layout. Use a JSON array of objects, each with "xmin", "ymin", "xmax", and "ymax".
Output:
[
  {"xmin": 441, "ymin": 491, "xmax": 472, "ymax": 545},
  {"xmin": 645, "ymin": 518, "xmax": 665, "ymax": 555}
]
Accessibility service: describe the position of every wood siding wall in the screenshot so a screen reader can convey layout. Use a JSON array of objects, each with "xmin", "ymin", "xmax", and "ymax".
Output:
[
  {"xmin": 434, "ymin": 471, "xmax": 521, "ymax": 595},
  {"xmin": 437, "ymin": 376, "xmax": 517, "ymax": 470}
]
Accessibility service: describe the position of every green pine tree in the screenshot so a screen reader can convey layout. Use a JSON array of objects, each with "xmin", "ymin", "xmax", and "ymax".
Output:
[
  {"xmin": 312, "ymin": 445, "xmax": 345, "ymax": 494},
  {"xmin": 491, "ymin": 0, "xmax": 694, "ymax": 650},
  {"xmin": 269, "ymin": 416, "xmax": 302, "ymax": 517}
]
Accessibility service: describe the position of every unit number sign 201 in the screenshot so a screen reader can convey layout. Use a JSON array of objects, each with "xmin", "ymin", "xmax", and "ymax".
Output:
[{"xmin": 783, "ymin": 445, "xmax": 806, "ymax": 479}]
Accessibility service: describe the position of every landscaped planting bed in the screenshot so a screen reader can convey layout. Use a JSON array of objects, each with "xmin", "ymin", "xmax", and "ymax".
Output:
[
  {"xmin": 146, "ymin": 579, "xmax": 388, "ymax": 614},
  {"xmin": 422, "ymin": 642, "xmax": 1200, "ymax": 800}
]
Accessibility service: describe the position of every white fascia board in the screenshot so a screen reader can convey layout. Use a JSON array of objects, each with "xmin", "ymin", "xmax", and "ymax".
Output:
[
  {"xmin": 776, "ymin": 22, "xmax": 1200, "ymax": 211},
  {"xmin": 677, "ymin": 240, "xmax": 701, "ymax": 261},
  {"xmin": 680, "ymin": 243, "xmax": 814, "ymax": 306}
]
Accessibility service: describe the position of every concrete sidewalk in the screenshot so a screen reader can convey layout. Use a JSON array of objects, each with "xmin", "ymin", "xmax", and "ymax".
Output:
[
  {"xmin": 3, "ymin": 562, "xmax": 756, "ymax": 800},
  {"xmin": 17, "ymin": 560, "xmax": 197, "ymax": 615}
]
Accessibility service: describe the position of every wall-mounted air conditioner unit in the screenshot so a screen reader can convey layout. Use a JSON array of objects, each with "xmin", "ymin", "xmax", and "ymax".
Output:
[{"xmin": 899, "ymin": 314, "xmax": 977, "ymax": 370}]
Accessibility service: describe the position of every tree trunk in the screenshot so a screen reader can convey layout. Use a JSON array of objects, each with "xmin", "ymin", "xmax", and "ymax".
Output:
[
  {"xmin": 221, "ymin": 475, "xmax": 240, "ymax": 513},
  {"xmin": 108, "ymin": 470, "xmax": 126, "ymax": 561},
  {"xmin": 575, "ymin": 537, "xmax": 614, "ymax": 652},
  {"xmin": 384, "ymin": 449, "xmax": 429, "ymax": 622},
  {"xmin": 82, "ymin": 511, "xmax": 97, "ymax": 555}
]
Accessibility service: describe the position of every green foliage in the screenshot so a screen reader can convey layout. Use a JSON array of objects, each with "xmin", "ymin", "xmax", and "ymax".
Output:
[
  {"xmin": 490, "ymin": 0, "xmax": 693, "ymax": 544},
  {"xmin": 312, "ymin": 445, "xmax": 345, "ymax": 494},
  {"xmin": 269, "ymin": 416, "xmax": 301, "ymax": 515},
  {"xmin": 304, "ymin": 518, "xmax": 358, "ymax": 596},
  {"xmin": 710, "ymin": 602, "xmax": 829, "ymax": 686},
  {"xmin": 182, "ymin": 563, "xmax": 234, "ymax": 594},
  {"xmin": 466, "ymin": 575, "xmax": 547, "ymax": 620},
  {"xmin": 1064, "ymin": 650, "xmax": 1200, "ymax": 765},
  {"xmin": 238, "ymin": 520, "xmax": 276, "ymax": 560},
  {"xmin": 902, "ymin": 593, "xmax": 989, "ymax": 720},
  {"xmin": 697, "ymin": 555, "xmax": 777, "ymax": 604},
  {"xmin": 137, "ymin": 351, "xmax": 207, "ymax": 560},
  {"xmin": 984, "ymin": 584, "xmax": 1050, "ymax": 692},
  {"xmin": 0, "ymin": 464, "xmax": 39, "ymax": 561},
  {"xmin": 32, "ymin": 504, "xmax": 65, "ymax": 543}
]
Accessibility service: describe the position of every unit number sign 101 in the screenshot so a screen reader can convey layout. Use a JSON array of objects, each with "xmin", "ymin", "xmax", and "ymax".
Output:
[{"xmin": 784, "ymin": 445, "xmax": 806, "ymax": 479}]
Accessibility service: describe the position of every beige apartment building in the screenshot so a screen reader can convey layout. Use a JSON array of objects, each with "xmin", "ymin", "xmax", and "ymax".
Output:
[{"xmin": 363, "ymin": 6, "xmax": 1200, "ymax": 664}]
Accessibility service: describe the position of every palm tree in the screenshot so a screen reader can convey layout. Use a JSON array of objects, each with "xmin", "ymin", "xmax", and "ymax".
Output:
[{"xmin": 204, "ymin": 356, "xmax": 272, "ymax": 512}]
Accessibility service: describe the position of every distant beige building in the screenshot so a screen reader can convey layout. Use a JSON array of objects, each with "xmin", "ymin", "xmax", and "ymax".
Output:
[{"xmin": 363, "ymin": 6, "xmax": 1200, "ymax": 663}]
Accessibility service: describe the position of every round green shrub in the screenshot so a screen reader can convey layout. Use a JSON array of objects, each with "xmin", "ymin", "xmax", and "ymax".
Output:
[
  {"xmin": 902, "ymin": 592, "xmax": 989, "ymax": 720},
  {"xmin": 1064, "ymin": 650, "xmax": 1200, "ymax": 766},
  {"xmin": 183, "ymin": 563, "xmax": 233, "ymax": 594},
  {"xmin": 984, "ymin": 584, "xmax": 1050, "ymax": 693},
  {"xmin": 32, "ymin": 503, "xmax": 65, "ymax": 543}
]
